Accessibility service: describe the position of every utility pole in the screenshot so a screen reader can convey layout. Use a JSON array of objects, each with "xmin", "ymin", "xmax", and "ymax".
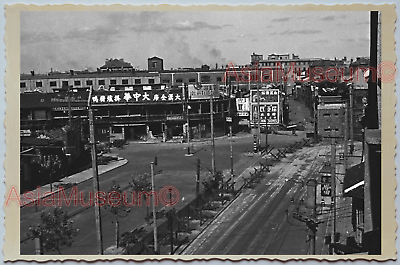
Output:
[
  {"xmin": 49, "ymin": 156, "xmax": 53, "ymax": 192},
  {"xmin": 306, "ymin": 179, "xmax": 317, "ymax": 255},
  {"xmin": 88, "ymin": 87, "xmax": 104, "ymax": 255},
  {"xmin": 314, "ymin": 86, "xmax": 318, "ymax": 143},
  {"xmin": 185, "ymin": 84, "xmax": 192, "ymax": 156},
  {"xmin": 196, "ymin": 159, "xmax": 200, "ymax": 195},
  {"xmin": 210, "ymin": 91, "xmax": 216, "ymax": 177},
  {"xmin": 67, "ymin": 85, "xmax": 72, "ymax": 127},
  {"xmin": 256, "ymin": 70, "xmax": 261, "ymax": 151},
  {"xmin": 349, "ymin": 84, "xmax": 354, "ymax": 154},
  {"xmin": 151, "ymin": 162, "xmax": 158, "ymax": 254},
  {"xmin": 344, "ymin": 101, "xmax": 349, "ymax": 170},
  {"xmin": 115, "ymin": 217, "xmax": 119, "ymax": 248},
  {"xmin": 330, "ymin": 128, "xmax": 337, "ymax": 251},
  {"xmin": 228, "ymin": 80, "xmax": 234, "ymax": 178},
  {"xmin": 170, "ymin": 214, "xmax": 174, "ymax": 255}
]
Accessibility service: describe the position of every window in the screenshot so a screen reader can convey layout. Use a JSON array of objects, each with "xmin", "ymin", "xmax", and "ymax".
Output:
[
  {"xmin": 62, "ymin": 81, "xmax": 69, "ymax": 87},
  {"xmin": 238, "ymin": 104, "xmax": 243, "ymax": 111},
  {"xmin": 201, "ymin": 75, "xmax": 210, "ymax": 83},
  {"xmin": 189, "ymin": 78, "xmax": 196, "ymax": 83},
  {"xmin": 110, "ymin": 79, "xmax": 117, "ymax": 85},
  {"xmin": 74, "ymin": 80, "xmax": 81, "ymax": 86},
  {"xmin": 217, "ymin": 77, "xmax": 222, "ymax": 82},
  {"xmin": 98, "ymin": 79, "xmax": 105, "ymax": 85},
  {"xmin": 20, "ymin": 82, "xmax": 26, "ymax": 88},
  {"xmin": 162, "ymin": 79, "xmax": 170, "ymax": 83},
  {"xmin": 36, "ymin": 81, "xmax": 43, "ymax": 87},
  {"xmin": 176, "ymin": 79, "xmax": 183, "ymax": 83},
  {"xmin": 152, "ymin": 62, "xmax": 157, "ymax": 68},
  {"xmin": 86, "ymin": 80, "xmax": 93, "ymax": 86},
  {"xmin": 229, "ymin": 76, "xmax": 237, "ymax": 82},
  {"xmin": 50, "ymin": 81, "xmax": 57, "ymax": 87},
  {"xmin": 135, "ymin": 79, "xmax": 141, "ymax": 84},
  {"xmin": 122, "ymin": 79, "xmax": 129, "ymax": 85},
  {"xmin": 148, "ymin": 79, "xmax": 155, "ymax": 84}
]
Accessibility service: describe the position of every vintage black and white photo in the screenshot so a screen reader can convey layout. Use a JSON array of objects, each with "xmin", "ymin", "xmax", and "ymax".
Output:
[{"xmin": 3, "ymin": 4, "xmax": 396, "ymax": 261}]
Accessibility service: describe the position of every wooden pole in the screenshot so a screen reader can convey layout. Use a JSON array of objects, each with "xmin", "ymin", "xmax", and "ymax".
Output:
[
  {"xmin": 89, "ymin": 106, "xmax": 104, "ymax": 255},
  {"xmin": 196, "ymin": 159, "xmax": 200, "ymax": 195},
  {"xmin": 115, "ymin": 217, "xmax": 119, "ymax": 248},
  {"xmin": 230, "ymin": 125, "xmax": 234, "ymax": 178},
  {"xmin": 349, "ymin": 85, "xmax": 354, "ymax": 153},
  {"xmin": 185, "ymin": 84, "xmax": 191, "ymax": 155},
  {"xmin": 330, "ymin": 128, "xmax": 337, "ymax": 248},
  {"xmin": 344, "ymin": 102, "xmax": 348, "ymax": 170},
  {"xmin": 210, "ymin": 93, "xmax": 216, "ymax": 177},
  {"xmin": 151, "ymin": 162, "xmax": 158, "ymax": 254}
]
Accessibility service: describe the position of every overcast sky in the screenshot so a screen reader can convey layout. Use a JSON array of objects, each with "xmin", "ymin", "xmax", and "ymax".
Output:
[{"xmin": 20, "ymin": 11, "xmax": 370, "ymax": 74}]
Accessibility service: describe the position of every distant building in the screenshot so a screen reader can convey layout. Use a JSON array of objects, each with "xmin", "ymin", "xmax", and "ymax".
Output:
[
  {"xmin": 148, "ymin": 56, "xmax": 164, "ymax": 72},
  {"xmin": 20, "ymin": 57, "xmax": 234, "ymax": 143},
  {"xmin": 317, "ymin": 98, "xmax": 346, "ymax": 138}
]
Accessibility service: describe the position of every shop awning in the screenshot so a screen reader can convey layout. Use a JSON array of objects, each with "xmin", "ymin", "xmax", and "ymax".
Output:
[{"xmin": 343, "ymin": 162, "xmax": 364, "ymax": 198}]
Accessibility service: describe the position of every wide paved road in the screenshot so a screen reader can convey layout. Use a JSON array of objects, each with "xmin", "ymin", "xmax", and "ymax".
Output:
[
  {"xmin": 20, "ymin": 132, "xmax": 306, "ymax": 255},
  {"xmin": 181, "ymin": 144, "xmax": 330, "ymax": 255}
]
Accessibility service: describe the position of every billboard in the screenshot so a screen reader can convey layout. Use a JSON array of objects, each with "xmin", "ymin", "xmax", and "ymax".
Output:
[
  {"xmin": 250, "ymin": 88, "xmax": 281, "ymax": 126},
  {"xmin": 250, "ymin": 89, "xmax": 279, "ymax": 103},
  {"xmin": 188, "ymin": 84, "xmax": 219, "ymax": 100},
  {"xmin": 251, "ymin": 103, "xmax": 279, "ymax": 125}
]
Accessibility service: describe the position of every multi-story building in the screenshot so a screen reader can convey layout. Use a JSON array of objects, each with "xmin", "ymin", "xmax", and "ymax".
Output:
[
  {"xmin": 317, "ymin": 96, "xmax": 346, "ymax": 138},
  {"xmin": 20, "ymin": 57, "xmax": 234, "ymax": 143}
]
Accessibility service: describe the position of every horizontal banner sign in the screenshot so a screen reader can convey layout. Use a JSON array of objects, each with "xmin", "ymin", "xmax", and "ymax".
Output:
[
  {"xmin": 91, "ymin": 90, "xmax": 183, "ymax": 104},
  {"xmin": 250, "ymin": 89, "xmax": 280, "ymax": 103}
]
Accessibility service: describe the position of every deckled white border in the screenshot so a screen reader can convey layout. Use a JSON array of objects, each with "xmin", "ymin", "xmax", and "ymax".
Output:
[{"xmin": 2, "ymin": 2, "xmax": 397, "ymax": 264}]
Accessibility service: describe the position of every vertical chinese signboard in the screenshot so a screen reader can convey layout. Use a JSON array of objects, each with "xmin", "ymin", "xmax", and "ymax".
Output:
[
  {"xmin": 320, "ymin": 175, "xmax": 332, "ymax": 197},
  {"xmin": 236, "ymin": 98, "xmax": 250, "ymax": 117},
  {"xmin": 250, "ymin": 88, "xmax": 280, "ymax": 126}
]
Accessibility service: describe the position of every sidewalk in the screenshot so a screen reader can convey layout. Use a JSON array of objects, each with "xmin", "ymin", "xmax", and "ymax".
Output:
[
  {"xmin": 316, "ymin": 142, "xmax": 363, "ymax": 255},
  {"xmin": 20, "ymin": 155, "xmax": 128, "ymax": 207},
  {"xmin": 134, "ymin": 132, "xmax": 254, "ymax": 144}
]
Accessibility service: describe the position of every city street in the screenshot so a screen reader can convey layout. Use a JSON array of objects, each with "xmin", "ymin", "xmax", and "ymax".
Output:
[
  {"xmin": 181, "ymin": 144, "xmax": 330, "ymax": 255},
  {"xmin": 20, "ymin": 131, "xmax": 307, "ymax": 255}
]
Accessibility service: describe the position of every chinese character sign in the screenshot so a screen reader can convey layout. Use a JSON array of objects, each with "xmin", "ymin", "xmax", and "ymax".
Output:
[
  {"xmin": 251, "ymin": 103, "xmax": 279, "ymax": 125},
  {"xmin": 320, "ymin": 176, "xmax": 332, "ymax": 197},
  {"xmin": 188, "ymin": 84, "xmax": 220, "ymax": 100},
  {"xmin": 236, "ymin": 98, "xmax": 250, "ymax": 111},
  {"xmin": 90, "ymin": 91, "xmax": 182, "ymax": 104},
  {"xmin": 250, "ymin": 89, "xmax": 279, "ymax": 103}
]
